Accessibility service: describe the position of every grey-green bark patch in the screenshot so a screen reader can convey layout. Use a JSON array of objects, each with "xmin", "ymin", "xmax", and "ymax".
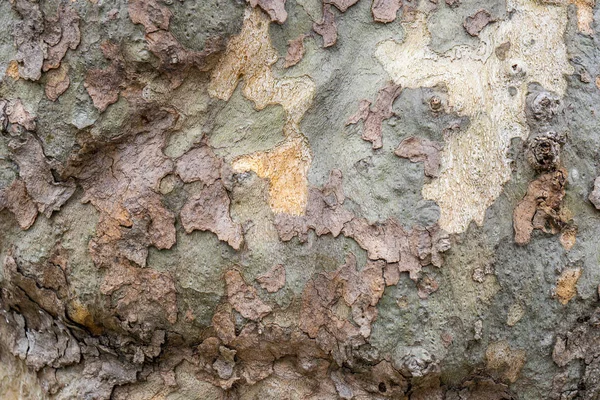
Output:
[
  {"xmin": 207, "ymin": 86, "xmax": 286, "ymax": 161},
  {"xmin": 168, "ymin": 0, "xmax": 245, "ymax": 52}
]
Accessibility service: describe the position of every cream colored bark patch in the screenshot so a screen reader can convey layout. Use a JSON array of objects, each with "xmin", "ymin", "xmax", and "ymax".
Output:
[
  {"xmin": 209, "ymin": 8, "xmax": 315, "ymax": 215},
  {"xmin": 209, "ymin": 8, "xmax": 314, "ymax": 123},
  {"xmin": 506, "ymin": 302, "xmax": 525, "ymax": 326},
  {"xmin": 376, "ymin": 0, "xmax": 573, "ymax": 233}
]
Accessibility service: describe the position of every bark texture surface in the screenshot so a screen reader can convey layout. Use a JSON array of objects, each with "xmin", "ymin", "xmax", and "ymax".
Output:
[{"xmin": 1, "ymin": 0, "xmax": 600, "ymax": 399}]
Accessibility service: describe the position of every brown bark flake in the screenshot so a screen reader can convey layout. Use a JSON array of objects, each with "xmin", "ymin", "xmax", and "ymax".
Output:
[
  {"xmin": 284, "ymin": 35, "xmax": 307, "ymax": 68},
  {"xmin": 84, "ymin": 42, "xmax": 125, "ymax": 112},
  {"xmin": 347, "ymin": 82, "xmax": 402, "ymax": 149},
  {"xmin": 394, "ymin": 136, "xmax": 443, "ymax": 178},
  {"xmin": 8, "ymin": 133, "xmax": 76, "ymax": 217},
  {"xmin": 464, "ymin": 10, "xmax": 494, "ymax": 36},
  {"xmin": 313, "ymin": 5, "xmax": 338, "ymax": 48},
  {"xmin": 372, "ymin": 0, "xmax": 403, "ymax": 23},
  {"xmin": 225, "ymin": 270, "xmax": 272, "ymax": 321},
  {"xmin": 513, "ymin": 168, "xmax": 571, "ymax": 245},
  {"xmin": 175, "ymin": 145, "xmax": 222, "ymax": 185},
  {"xmin": 180, "ymin": 181, "xmax": 244, "ymax": 250},
  {"xmin": 42, "ymin": 5, "xmax": 80, "ymax": 72},
  {"xmin": 128, "ymin": 0, "xmax": 172, "ymax": 33},
  {"xmin": 0, "ymin": 180, "xmax": 38, "ymax": 230},
  {"xmin": 299, "ymin": 254, "xmax": 384, "ymax": 341},
  {"xmin": 256, "ymin": 264, "xmax": 286, "ymax": 293},
  {"xmin": 248, "ymin": 0, "xmax": 288, "ymax": 24}
]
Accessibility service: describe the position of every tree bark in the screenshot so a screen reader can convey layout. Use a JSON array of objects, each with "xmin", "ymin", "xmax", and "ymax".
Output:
[{"xmin": 1, "ymin": 0, "xmax": 600, "ymax": 399}]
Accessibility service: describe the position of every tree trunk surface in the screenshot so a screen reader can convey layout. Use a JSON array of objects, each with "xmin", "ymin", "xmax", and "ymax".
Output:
[{"xmin": 1, "ymin": 0, "xmax": 600, "ymax": 399}]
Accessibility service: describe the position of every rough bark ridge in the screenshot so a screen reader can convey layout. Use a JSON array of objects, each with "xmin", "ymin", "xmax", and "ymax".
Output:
[{"xmin": 1, "ymin": 0, "xmax": 600, "ymax": 399}]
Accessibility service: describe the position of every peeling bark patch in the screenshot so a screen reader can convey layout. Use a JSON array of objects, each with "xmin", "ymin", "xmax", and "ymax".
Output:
[
  {"xmin": 552, "ymin": 312, "xmax": 600, "ymax": 375},
  {"xmin": 8, "ymin": 133, "xmax": 76, "ymax": 217},
  {"xmin": 6, "ymin": 99, "xmax": 36, "ymax": 131},
  {"xmin": 84, "ymin": 42, "xmax": 125, "ymax": 112},
  {"xmin": 128, "ymin": 0, "xmax": 224, "ymax": 87},
  {"xmin": 284, "ymin": 35, "xmax": 307, "ymax": 68},
  {"xmin": 513, "ymin": 168, "xmax": 571, "ymax": 245},
  {"xmin": 10, "ymin": 1, "xmax": 79, "ymax": 80},
  {"xmin": 394, "ymin": 136, "xmax": 443, "ymax": 178},
  {"xmin": 463, "ymin": 10, "xmax": 494, "ymax": 36},
  {"xmin": 11, "ymin": 0, "xmax": 45, "ymax": 80},
  {"xmin": 347, "ymin": 82, "xmax": 402, "ymax": 149},
  {"xmin": 144, "ymin": 31, "xmax": 223, "ymax": 84},
  {"xmin": 372, "ymin": 0, "xmax": 403, "ymax": 23},
  {"xmin": 45, "ymin": 64, "xmax": 70, "ymax": 101},
  {"xmin": 313, "ymin": 5, "xmax": 338, "ymax": 48},
  {"xmin": 555, "ymin": 267, "xmax": 582, "ymax": 305},
  {"xmin": 209, "ymin": 9, "xmax": 315, "ymax": 124},
  {"xmin": 275, "ymin": 170, "xmax": 450, "ymax": 279},
  {"xmin": 180, "ymin": 181, "xmax": 244, "ymax": 250},
  {"xmin": 225, "ymin": 270, "xmax": 272, "ymax": 320},
  {"xmin": 71, "ymin": 109, "xmax": 177, "ymax": 267},
  {"xmin": 342, "ymin": 218, "xmax": 412, "ymax": 264},
  {"xmin": 175, "ymin": 144, "xmax": 222, "ymax": 185},
  {"xmin": 100, "ymin": 262, "xmax": 178, "ymax": 324},
  {"xmin": 299, "ymin": 254, "xmax": 384, "ymax": 341},
  {"xmin": 376, "ymin": 2, "xmax": 573, "ymax": 233},
  {"xmin": 4, "ymin": 251, "xmax": 69, "ymax": 321},
  {"xmin": 0, "ymin": 252, "xmax": 88, "ymax": 371},
  {"xmin": 256, "ymin": 265, "xmax": 286, "ymax": 293},
  {"xmin": 0, "ymin": 301, "xmax": 81, "ymax": 373},
  {"xmin": 0, "ymin": 180, "xmax": 38, "ymax": 230},
  {"xmin": 128, "ymin": 0, "xmax": 172, "ymax": 33},
  {"xmin": 485, "ymin": 341, "xmax": 526, "ymax": 383},
  {"xmin": 248, "ymin": 0, "xmax": 288, "ymax": 24},
  {"xmin": 84, "ymin": 66, "xmax": 122, "ymax": 112},
  {"xmin": 342, "ymin": 219, "xmax": 449, "ymax": 273},
  {"xmin": 42, "ymin": 5, "xmax": 80, "ymax": 72},
  {"xmin": 212, "ymin": 306, "xmax": 236, "ymax": 344}
]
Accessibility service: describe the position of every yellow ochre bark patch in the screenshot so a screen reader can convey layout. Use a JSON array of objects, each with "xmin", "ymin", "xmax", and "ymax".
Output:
[
  {"xmin": 232, "ymin": 136, "xmax": 311, "ymax": 215},
  {"xmin": 555, "ymin": 267, "xmax": 582, "ymax": 305}
]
